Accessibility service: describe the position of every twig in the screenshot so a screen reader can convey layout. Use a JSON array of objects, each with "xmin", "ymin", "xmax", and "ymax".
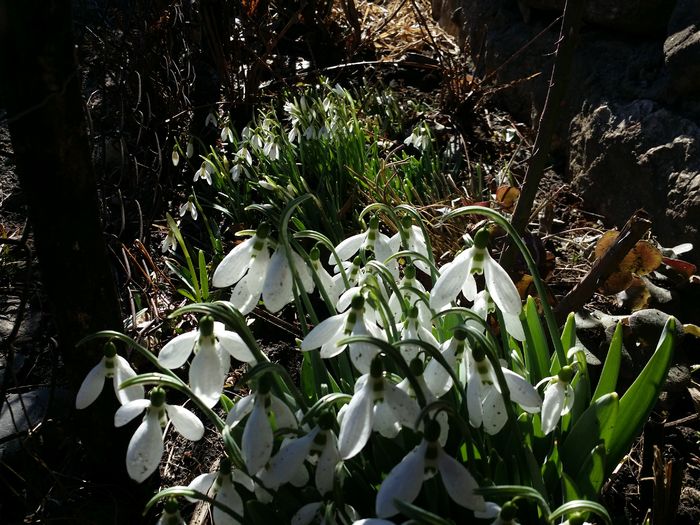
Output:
[
  {"xmin": 554, "ymin": 211, "xmax": 652, "ymax": 323},
  {"xmin": 503, "ymin": 0, "xmax": 585, "ymax": 270}
]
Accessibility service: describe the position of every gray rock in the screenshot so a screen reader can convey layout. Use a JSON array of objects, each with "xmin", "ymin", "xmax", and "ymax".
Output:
[
  {"xmin": 520, "ymin": 0, "xmax": 674, "ymax": 35},
  {"xmin": 664, "ymin": 27, "xmax": 700, "ymax": 95}
]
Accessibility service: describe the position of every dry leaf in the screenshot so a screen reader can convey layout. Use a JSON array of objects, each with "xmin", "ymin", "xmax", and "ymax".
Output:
[{"xmin": 495, "ymin": 185, "xmax": 520, "ymax": 210}]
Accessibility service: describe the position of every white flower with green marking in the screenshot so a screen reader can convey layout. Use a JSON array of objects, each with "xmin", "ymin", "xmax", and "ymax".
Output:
[{"xmin": 187, "ymin": 458, "xmax": 254, "ymax": 525}]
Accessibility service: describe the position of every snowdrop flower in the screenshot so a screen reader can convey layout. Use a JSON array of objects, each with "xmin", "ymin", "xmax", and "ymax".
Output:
[
  {"xmin": 398, "ymin": 358, "xmax": 448, "ymax": 446},
  {"xmin": 212, "ymin": 224, "xmax": 314, "ymax": 315},
  {"xmin": 301, "ymin": 295, "xmax": 385, "ymax": 374},
  {"xmin": 387, "ymin": 264, "xmax": 431, "ymax": 326},
  {"xmin": 263, "ymin": 140, "xmax": 280, "ymax": 161},
  {"xmin": 205, "ymin": 111, "xmax": 218, "ymax": 127},
  {"xmin": 226, "ymin": 374, "xmax": 298, "ymax": 474},
  {"xmin": 75, "ymin": 342, "xmax": 144, "ymax": 409},
  {"xmin": 403, "ymin": 123, "xmax": 431, "ymax": 151},
  {"xmin": 187, "ymin": 458, "xmax": 254, "ymax": 525},
  {"xmin": 375, "ymin": 419, "xmax": 485, "ymax": 517},
  {"xmin": 115, "ymin": 387, "xmax": 204, "ymax": 482},
  {"xmin": 330, "ymin": 217, "xmax": 398, "ymax": 272},
  {"xmin": 155, "ymin": 499, "xmax": 185, "ymax": 525},
  {"xmin": 161, "ymin": 226, "xmax": 178, "ymax": 253},
  {"xmin": 194, "ymin": 161, "xmax": 214, "ymax": 185},
  {"xmin": 171, "ymin": 149, "xmax": 180, "ymax": 167},
  {"xmin": 539, "ymin": 365, "xmax": 575, "ymax": 435},
  {"xmin": 158, "ymin": 316, "xmax": 256, "ymax": 408},
  {"xmin": 475, "ymin": 501, "xmax": 519, "ymax": 524},
  {"xmin": 309, "ymin": 246, "xmax": 343, "ymax": 306},
  {"xmin": 430, "ymin": 228, "xmax": 522, "ymax": 316},
  {"xmin": 186, "ymin": 141, "xmax": 194, "ymax": 158},
  {"xmin": 394, "ymin": 216, "xmax": 431, "ymax": 274},
  {"xmin": 471, "ymin": 290, "xmax": 525, "ymax": 341},
  {"xmin": 338, "ymin": 357, "xmax": 420, "ymax": 459},
  {"xmin": 259, "ymin": 412, "xmax": 339, "ymax": 495},
  {"xmin": 466, "ymin": 346, "xmax": 541, "ymax": 435},
  {"xmin": 423, "ymin": 327, "xmax": 470, "ymax": 398},
  {"xmin": 179, "ymin": 197, "xmax": 198, "ymax": 221},
  {"xmin": 221, "ymin": 125, "xmax": 234, "ymax": 143},
  {"xmin": 398, "ymin": 305, "xmax": 440, "ymax": 363}
]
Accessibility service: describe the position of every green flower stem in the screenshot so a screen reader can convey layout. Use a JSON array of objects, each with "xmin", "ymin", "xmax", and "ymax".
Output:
[
  {"xmin": 440, "ymin": 206, "xmax": 566, "ymax": 366},
  {"xmin": 166, "ymin": 213, "xmax": 201, "ymax": 302}
]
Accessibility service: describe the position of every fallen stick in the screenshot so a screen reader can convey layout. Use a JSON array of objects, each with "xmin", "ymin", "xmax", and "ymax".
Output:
[{"xmin": 554, "ymin": 210, "xmax": 652, "ymax": 324}]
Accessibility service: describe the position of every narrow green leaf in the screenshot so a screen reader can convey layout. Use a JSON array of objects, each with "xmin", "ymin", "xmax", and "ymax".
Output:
[
  {"xmin": 550, "ymin": 499, "xmax": 612, "ymax": 525},
  {"xmin": 176, "ymin": 288, "xmax": 196, "ymax": 302},
  {"xmin": 592, "ymin": 322, "xmax": 623, "ymax": 402},
  {"xmin": 562, "ymin": 472, "xmax": 581, "ymax": 502},
  {"xmin": 198, "ymin": 249, "xmax": 209, "ymax": 301},
  {"xmin": 561, "ymin": 312, "xmax": 577, "ymax": 353},
  {"xmin": 574, "ymin": 444, "xmax": 606, "ymax": 499},
  {"xmin": 521, "ymin": 296, "xmax": 550, "ymax": 382},
  {"xmin": 606, "ymin": 317, "xmax": 676, "ymax": 470}
]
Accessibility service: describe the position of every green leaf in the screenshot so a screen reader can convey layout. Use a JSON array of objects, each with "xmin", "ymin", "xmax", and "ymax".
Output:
[
  {"xmin": 606, "ymin": 317, "xmax": 676, "ymax": 470},
  {"xmin": 574, "ymin": 444, "xmax": 606, "ymax": 499},
  {"xmin": 521, "ymin": 296, "xmax": 550, "ymax": 382},
  {"xmin": 176, "ymin": 288, "xmax": 196, "ymax": 302},
  {"xmin": 560, "ymin": 392, "xmax": 618, "ymax": 478},
  {"xmin": 592, "ymin": 322, "xmax": 623, "ymax": 402},
  {"xmin": 562, "ymin": 471, "xmax": 581, "ymax": 502},
  {"xmin": 550, "ymin": 499, "xmax": 612, "ymax": 525},
  {"xmin": 561, "ymin": 312, "xmax": 577, "ymax": 353},
  {"xmin": 198, "ymin": 249, "xmax": 209, "ymax": 301}
]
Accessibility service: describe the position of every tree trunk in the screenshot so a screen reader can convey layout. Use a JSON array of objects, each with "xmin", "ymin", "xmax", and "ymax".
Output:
[{"xmin": 0, "ymin": 1, "xmax": 148, "ymax": 521}]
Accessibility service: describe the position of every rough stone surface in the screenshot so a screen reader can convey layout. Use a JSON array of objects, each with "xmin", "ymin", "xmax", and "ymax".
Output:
[
  {"xmin": 519, "ymin": 0, "xmax": 674, "ymax": 35},
  {"xmin": 440, "ymin": 0, "xmax": 700, "ymax": 261}
]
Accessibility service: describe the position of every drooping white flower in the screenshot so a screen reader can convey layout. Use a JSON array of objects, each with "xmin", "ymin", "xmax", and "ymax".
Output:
[
  {"xmin": 337, "ymin": 358, "xmax": 420, "ymax": 459},
  {"xmin": 301, "ymin": 295, "xmax": 385, "ymax": 374},
  {"xmin": 221, "ymin": 125, "xmax": 234, "ymax": 143},
  {"xmin": 187, "ymin": 458, "xmax": 254, "ymax": 525},
  {"xmin": 375, "ymin": 419, "xmax": 485, "ymax": 517},
  {"xmin": 387, "ymin": 264, "xmax": 431, "ymax": 326},
  {"xmin": 212, "ymin": 224, "xmax": 314, "ymax": 315},
  {"xmin": 470, "ymin": 290, "xmax": 525, "ymax": 342},
  {"xmin": 308, "ymin": 246, "xmax": 343, "ymax": 306},
  {"xmin": 430, "ymin": 228, "xmax": 522, "ymax": 317},
  {"xmin": 292, "ymin": 501, "xmax": 360, "ymax": 525},
  {"xmin": 226, "ymin": 374, "xmax": 298, "ymax": 474},
  {"xmin": 171, "ymin": 149, "xmax": 180, "ymax": 167},
  {"xmin": 194, "ymin": 161, "xmax": 214, "ymax": 185},
  {"xmin": 398, "ymin": 305, "xmax": 440, "ymax": 363},
  {"xmin": 397, "ymin": 358, "xmax": 448, "ymax": 446},
  {"xmin": 205, "ymin": 111, "xmax": 218, "ymax": 127},
  {"xmin": 329, "ymin": 217, "xmax": 399, "ymax": 276},
  {"xmin": 75, "ymin": 342, "xmax": 144, "ymax": 409},
  {"xmin": 393, "ymin": 217, "xmax": 431, "ymax": 275},
  {"xmin": 423, "ymin": 327, "xmax": 470, "ymax": 398},
  {"xmin": 186, "ymin": 141, "xmax": 194, "ymax": 158},
  {"xmin": 161, "ymin": 226, "xmax": 178, "ymax": 254},
  {"xmin": 179, "ymin": 197, "xmax": 198, "ymax": 221},
  {"xmin": 115, "ymin": 387, "xmax": 204, "ymax": 482},
  {"xmin": 259, "ymin": 412, "xmax": 339, "ymax": 495},
  {"xmin": 155, "ymin": 499, "xmax": 186, "ymax": 525},
  {"xmin": 539, "ymin": 365, "xmax": 575, "ymax": 435},
  {"xmin": 466, "ymin": 346, "xmax": 541, "ymax": 435},
  {"xmin": 158, "ymin": 316, "xmax": 256, "ymax": 408}
]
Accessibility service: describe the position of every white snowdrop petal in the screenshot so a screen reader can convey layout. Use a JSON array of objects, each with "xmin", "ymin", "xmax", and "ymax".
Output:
[
  {"xmin": 166, "ymin": 404, "xmax": 204, "ymax": 440},
  {"xmin": 333, "ymin": 233, "xmax": 365, "ymax": 262},
  {"xmin": 430, "ymin": 257, "xmax": 468, "ymax": 310},
  {"xmin": 315, "ymin": 432, "xmax": 339, "ymax": 495},
  {"xmin": 190, "ymin": 343, "xmax": 225, "ymax": 408},
  {"xmin": 541, "ymin": 382, "xmax": 565, "ymax": 435},
  {"xmin": 263, "ymin": 430, "xmax": 317, "ymax": 488},
  {"xmin": 384, "ymin": 383, "xmax": 420, "ymax": 430},
  {"xmin": 301, "ymin": 314, "xmax": 345, "ymax": 351},
  {"xmin": 467, "ymin": 376, "xmax": 483, "ymax": 429},
  {"xmin": 373, "ymin": 402, "xmax": 401, "ymax": 438},
  {"xmin": 291, "ymin": 502, "xmax": 322, "ymax": 525},
  {"xmin": 246, "ymin": 243, "xmax": 270, "ymax": 297},
  {"xmin": 423, "ymin": 343, "xmax": 457, "ymax": 398},
  {"xmin": 229, "ymin": 275, "xmax": 259, "ymax": 316},
  {"xmin": 113, "ymin": 356, "xmax": 144, "ymax": 405},
  {"xmin": 216, "ymin": 331, "xmax": 255, "ymax": 363},
  {"xmin": 126, "ymin": 412, "xmax": 163, "ymax": 482},
  {"xmin": 213, "ymin": 477, "xmax": 244, "ymax": 525},
  {"xmin": 561, "ymin": 383, "xmax": 576, "ymax": 416},
  {"xmin": 243, "ymin": 398, "xmax": 273, "ymax": 473},
  {"xmin": 186, "ymin": 472, "xmax": 216, "ymax": 502},
  {"xmin": 226, "ymin": 394, "xmax": 255, "ymax": 427},
  {"xmin": 270, "ymin": 396, "xmax": 298, "ymax": 429},
  {"xmin": 376, "ymin": 442, "xmax": 426, "ymax": 518},
  {"xmin": 212, "ymin": 238, "xmax": 255, "ymax": 288},
  {"xmin": 437, "ymin": 449, "xmax": 485, "ymax": 511},
  {"xmin": 158, "ymin": 332, "xmax": 198, "ymax": 369},
  {"xmin": 114, "ymin": 399, "xmax": 150, "ymax": 427},
  {"xmin": 338, "ymin": 383, "xmax": 373, "ymax": 459},
  {"xmin": 291, "ymin": 251, "xmax": 315, "ymax": 294},
  {"xmin": 502, "ymin": 368, "xmax": 542, "ymax": 412},
  {"xmin": 75, "ymin": 361, "xmax": 107, "ymax": 409},
  {"xmin": 483, "ymin": 254, "xmax": 522, "ymax": 315},
  {"xmin": 262, "ymin": 247, "xmax": 294, "ymax": 313},
  {"xmin": 502, "ymin": 310, "xmax": 526, "ymax": 341},
  {"xmin": 481, "ymin": 385, "xmax": 508, "ymax": 435}
]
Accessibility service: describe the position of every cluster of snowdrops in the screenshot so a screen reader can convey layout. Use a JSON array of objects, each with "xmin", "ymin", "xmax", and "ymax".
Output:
[{"xmin": 77, "ymin": 203, "xmax": 627, "ymax": 525}]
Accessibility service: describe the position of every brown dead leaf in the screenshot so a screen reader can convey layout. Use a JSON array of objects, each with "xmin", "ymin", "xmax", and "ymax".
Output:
[
  {"xmin": 495, "ymin": 185, "xmax": 520, "ymax": 211},
  {"xmin": 662, "ymin": 256, "xmax": 697, "ymax": 278},
  {"xmin": 594, "ymin": 231, "xmax": 662, "ymax": 295}
]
